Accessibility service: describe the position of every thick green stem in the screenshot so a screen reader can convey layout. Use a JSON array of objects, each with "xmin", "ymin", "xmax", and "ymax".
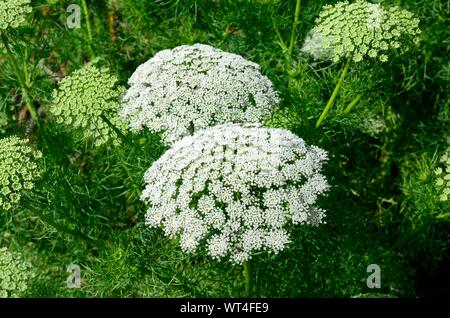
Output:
[
  {"xmin": 23, "ymin": 49, "xmax": 31, "ymax": 86},
  {"xmin": 287, "ymin": 0, "xmax": 301, "ymax": 60},
  {"xmin": 32, "ymin": 209, "xmax": 105, "ymax": 249},
  {"xmin": 81, "ymin": 0, "xmax": 95, "ymax": 58},
  {"xmin": 1, "ymin": 33, "xmax": 40, "ymax": 125},
  {"xmin": 243, "ymin": 260, "xmax": 252, "ymax": 297},
  {"xmin": 21, "ymin": 89, "xmax": 39, "ymax": 124},
  {"xmin": 316, "ymin": 59, "xmax": 351, "ymax": 128},
  {"xmin": 342, "ymin": 94, "xmax": 361, "ymax": 114}
]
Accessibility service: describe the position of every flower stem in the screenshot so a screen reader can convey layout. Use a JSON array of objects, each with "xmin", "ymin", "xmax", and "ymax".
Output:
[
  {"xmin": 243, "ymin": 260, "xmax": 252, "ymax": 297},
  {"xmin": 342, "ymin": 94, "xmax": 361, "ymax": 114},
  {"xmin": 81, "ymin": 0, "xmax": 95, "ymax": 59},
  {"xmin": 100, "ymin": 114, "xmax": 126, "ymax": 142},
  {"xmin": 272, "ymin": 18, "xmax": 287, "ymax": 52},
  {"xmin": 1, "ymin": 33, "xmax": 40, "ymax": 126},
  {"xmin": 32, "ymin": 209, "xmax": 105, "ymax": 249},
  {"xmin": 316, "ymin": 59, "xmax": 351, "ymax": 128},
  {"xmin": 288, "ymin": 0, "xmax": 302, "ymax": 60}
]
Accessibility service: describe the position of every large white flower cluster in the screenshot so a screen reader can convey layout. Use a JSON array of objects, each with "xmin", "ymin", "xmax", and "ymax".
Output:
[
  {"xmin": 141, "ymin": 123, "xmax": 329, "ymax": 264},
  {"xmin": 120, "ymin": 44, "xmax": 280, "ymax": 145}
]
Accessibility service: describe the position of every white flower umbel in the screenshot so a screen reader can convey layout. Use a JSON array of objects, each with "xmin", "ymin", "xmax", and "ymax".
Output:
[
  {"xmin": 141, "ymin": 123, "xmax": 329, "ymax": 264},
  {"xmin": 435, "ymin": 148, "xmax": 450, "ymax": 202},
  {"xmin": 120, "ymin": 44, "xmax": 280, "ymax": 145}
]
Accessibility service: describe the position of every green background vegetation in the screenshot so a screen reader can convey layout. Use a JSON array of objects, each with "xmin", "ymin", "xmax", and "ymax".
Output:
[{"xmin": 0, "ymin": 0, "xmax": 449, "ymax": 297}]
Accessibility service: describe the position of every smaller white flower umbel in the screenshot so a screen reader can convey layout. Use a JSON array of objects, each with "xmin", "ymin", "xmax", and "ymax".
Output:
[
  {"xmin": 120, "ymin": 44, "xmax": 280, "ymax": 145},
  {"xmin": 435, "ymin": 148, "xmax": 450, "ymax": 202},
  {"xmin": 141, "ymin": 123, "xmax": 329, "ymax": 264},
  {"xmin": 301, "ymin": 0, "xmax": 421, "ymax": 63}
]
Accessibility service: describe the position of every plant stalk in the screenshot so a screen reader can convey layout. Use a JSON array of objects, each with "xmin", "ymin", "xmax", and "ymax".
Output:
[
  {"xmin": 81, "ymin": 0, "xmax": 95, "ymax": 58},
  {"xmin": 273, "ymin": 18, "xmax": 287, "ymax": 52},
  {"xmin": 1, "ymin": 33, "xmax": 40, "ymax": 125},
  {"xmin": 288, "ymin": 0, "xmax": 302, "ymax": 60},
  {"xmin": 342, "ymin": 94, "xmax": 361, "ymax": 114},
  {"xmin": 243, "ymin": 260, "xmax": 252, "ymax": 297},
  {"xmin": 316, "ymin": 59, "xmax": 351, "ymax": 128},
  {"xmin": 100, "ymin": 114, "xmax": 126, "ymax": 142},
  {"xmin": 32, "ymin": 209, "xmax": 105, "ymax": 249}
]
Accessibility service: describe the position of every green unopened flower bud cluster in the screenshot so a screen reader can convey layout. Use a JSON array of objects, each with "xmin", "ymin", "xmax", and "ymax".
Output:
[
  {"xmin": 50, "ymin": 64, "xmax": 127, "ymax": 147},
  {"xmin": 0, "ymin": 0, "xmax": 32, "ymax": 31},
  {"xmin": 0, "ymin": 247, "xmax": 35, "ymax": 298},
  {"xmin": 434, "ymin": 149, "xmax": 450, "ymax": 202},
  {"xmin": 302, "ymin": 0, "xmax": 421, "ymax": 63},
  {"xmin": 0, "ymin": 136, "xmax": 42, "ymax": 211}
]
